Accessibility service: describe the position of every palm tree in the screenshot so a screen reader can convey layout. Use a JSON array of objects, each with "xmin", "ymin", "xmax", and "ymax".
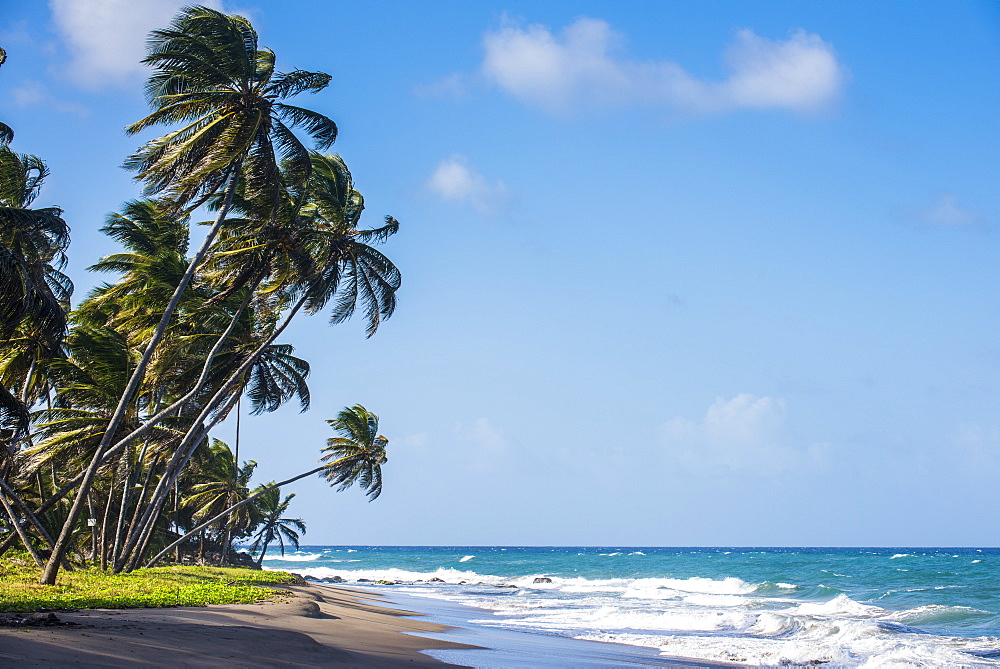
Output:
[
  {"xmin": 182, "ymin": 439, "xmax": 256, "ymax": 565},
  {"xmin": 0, "ymin": 145, "xmax": 72, "ymax": 558},
  {"xmin": 42, "ymin": 5, "xmax": 338, "ymax": 584},
  {"xmin": 145, "ymin": 404, "xmax": 388, "ymax": 567},
  {"xmin": 321, "ymin": 405, "xmax": 388, "ymax": 500},
  {"xmin": 0, "ymin": 147, "xmax": 72, "ymax": 342},
  {"xmin": 0, "ymin": 147, "xmax": 72, "ymax": 442},
  {"xmin": 117, "ymin": 153, "xmax": 399, "ymax": 571},
  {"xmin": 0, "ymin": 47, "xmax": 13, "ymax": 145},
  {"xmin": 249, "ymin": 486, "xmax": 304, "ymax": 566}
]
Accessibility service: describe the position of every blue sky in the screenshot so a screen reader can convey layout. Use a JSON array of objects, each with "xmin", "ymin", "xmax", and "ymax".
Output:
[{"xmin": 2, "ymin": 1, "xmax": 999, "ymax": 546}]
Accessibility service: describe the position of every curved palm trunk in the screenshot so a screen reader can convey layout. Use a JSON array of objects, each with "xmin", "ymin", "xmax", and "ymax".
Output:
[
  {"xmin": 120, "ymin": 295, "xmax": 309, "ymax": 571},
  {"xmin": 41, "ymin": 164, "xmax": 243, "ymax": 585},
  {"xmin": 98, "ymin": 284, "xmax": 258, "ymax": 463},
  {"xmin": 0, "ymin": 493, "xmax": 44, "ymax": 568},
  {"xmin": 0, "ymin": 483, "xmax": 73, "ymax": 571},
  {"xmin": 111, "ymin": 443, "xmax": 141, "ymax": 568},
  {"xmin": 117, "ymin": 395, "xmax": 240, "ymax": 572},
  {"xmin": 114, "ymin": 453, "xmax": 167, "ymax": 572},
  {"xmin": 2, "ymin": 289, "xmax": 253, "ymax": 561},
  {"xmin": 255, "ymin": 527, "xmax": 275, "ymax": 567},
  {"xmin": 146, "ymin": 465, "xmax": 326, "ymax": 568}
]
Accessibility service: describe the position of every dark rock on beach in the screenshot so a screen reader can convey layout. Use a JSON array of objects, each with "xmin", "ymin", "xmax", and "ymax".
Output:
[
  {"xmin": 0, "ymin": 612, "xmax": 70, "ymax": 627},
  {"xmin": 533, "ymin": 577, "xmax": 553, "ymax": 584}
]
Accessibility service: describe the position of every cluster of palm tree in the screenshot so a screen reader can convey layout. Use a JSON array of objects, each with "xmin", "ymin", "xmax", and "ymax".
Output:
[{"xmin": 0, "ymin": 7, "xmax": 397, "ymax": 584}]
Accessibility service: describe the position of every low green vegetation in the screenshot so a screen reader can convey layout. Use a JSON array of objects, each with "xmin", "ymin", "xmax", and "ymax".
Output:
[{"xmin": 0, "ymin": 553, "xmax": 296, "ymax": 612}]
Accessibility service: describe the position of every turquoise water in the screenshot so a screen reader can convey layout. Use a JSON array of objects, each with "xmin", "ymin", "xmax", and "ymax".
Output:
[{"xmin": 263, "ymin": 546, "xmax": 1000, "ymax": 666}]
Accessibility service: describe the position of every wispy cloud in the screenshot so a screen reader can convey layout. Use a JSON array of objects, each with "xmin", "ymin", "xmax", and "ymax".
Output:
[
  {"xmin": 476, "ymin": 17, "xmax": 846, "ymax": 116},
  {"xmin": 10, "ymin": 80, "xmax": 88, "ymax": 115},
  {"xmin": 426, "ymin": 155, "xmax": 510, "ymax": 213},
  {"xmin": 455, "ymin": 418, "xmax": 509, "ymax": 470},
  {"xmin": 48, "ymin": 0, "xmax": 224, "ymax": 90},
  {"xmin": 662, "ymin": 394, "xmax": 829, "ymax": 475},
  {"xmin": 919, "ymin": 193, "xmax": 976, "ymax": 227}
]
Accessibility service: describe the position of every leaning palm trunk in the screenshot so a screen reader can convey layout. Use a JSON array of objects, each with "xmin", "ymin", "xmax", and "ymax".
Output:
[
  {"xmin": 116, "ymin": 394, "xmax": 241, "ymax": 572},
  {"xmin": 104, "ymin": 284, "xmax": 257, "ymax": 570},
  {"xmin": 110, "ymin": 445, "xmax": 136, "ymax": 569},
  {"xmin": 255, "ymin": 527, "xmax": 275, "ymax": 567},
  {"xmin": 146, "ymin": 465, "xmax": 327, "ymax": 568},
  {"xmin": 98, "ymin": 285, "xmax": 258, "ymax": 466},
  {"xmin": 0, "ymin": 478, "xmax": 72, "ymax": 570},
  {"xmin": 118, "ymin": 296, "xmax": 309, "ymax": 571},
  {"xmin": 41, "ymin": 165, "xmax": 242, "ymax": 584},
  {"xmin": 19, "ymin": 283, "xmax": 258, "ymax": 560},
  {"xmin": 0, "ymin": 493, "xmax": 44, "ymax": 568},
  {"xmin": 0, "ymin": 475, "xmax": 61, "ymax": 555},
  {"xmin": 113, "ymin": 452, "xmax": 161, "ymax": 567}
]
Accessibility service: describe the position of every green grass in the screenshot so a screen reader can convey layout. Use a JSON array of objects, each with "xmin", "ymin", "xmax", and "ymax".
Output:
[{"xmin": 0, "ymin": 553, "xmax": 297, "ymax": 612}]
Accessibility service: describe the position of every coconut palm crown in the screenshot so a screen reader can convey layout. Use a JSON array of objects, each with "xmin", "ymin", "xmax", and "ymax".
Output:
[
  {"xmin": 124, "ymin": 5, "xmax": 338, "ymax": 211},
  {"xmin": 320, "ymin": 404, "xmax": 388, "ymax": 500}
]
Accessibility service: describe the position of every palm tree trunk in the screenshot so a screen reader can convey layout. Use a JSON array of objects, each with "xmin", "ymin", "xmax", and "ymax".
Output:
[
  {"xmin": 86, "ymin": 493, "xmax": 97, "ymax": 563},
  {"xmin": 221, "ymin": 523, "xmax": 231, "ymax": 566},
  {"xmin": 97, "ymin": 284, "xmax": 258, "ymax": 465},
  {"xmin": 0, "ymin": 492, "xmax": 44, "ymax": 568},
  {"xmin": 113, "ymin": 454, "xmax": 163, "ymax": 572},
  {"xmin": 98, "ymin": 473, "xmax": 116, "ymax": 571},
  {"xmin": 146, "ymin": 465, "xmax": 326, "ymax": 568},
  {"xmin": 41, "ymin": 162, "xmax": 243, "ymax": 585},
  {"xmin": 118, "ymin": 399, "xmax": 238, "ymax": 572},
  {"xmin": 173, "ymin": 479, "xmax": 179, "ymax": 563},
  {"xmin": 0, "ymin": 475, "xmax": 57, "ymax": 551},
  {"xmin": 120, "ymin": 295, "xmax": 308, "ymax": 571},
  {"xmin": 111, "ymin": 444, "xmax": 138, "ymax": 568}
]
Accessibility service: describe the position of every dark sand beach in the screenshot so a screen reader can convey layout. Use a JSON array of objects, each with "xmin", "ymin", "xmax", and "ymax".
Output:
[
  {"xmin": 0, "ymin": 583, "xmax": 475, "ymax": 667},
  {"xmin": 0, "ymin": 581, "xmax": 731, "ymax": 667}
]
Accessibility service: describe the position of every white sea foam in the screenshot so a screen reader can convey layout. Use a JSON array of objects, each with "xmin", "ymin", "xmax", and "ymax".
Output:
[
  {"xmin": 277, "ymin": 555, "xmax": 998, "ymax": 668},
  {"xmin": 789, "ymin": 593, "xmax": 882, "ymax": 617},
  {"xmin": 973, "ymin": 559, "xmax": 983, "ymax": 564},
  {"xmin": 891, "ymin": 553, "xmax": 910, "ymax": 559},
  {"xmin": 267, "ymin": 552, "xmax": 322, "ymax": 562},
  {"xmin": 580, "ymin": 627, "xmax": 1000, "ymax": 668},
  {"xmin": 630, "ymin": 551, "xmax": 646, "ymax": 555},
  {"xmin": 287, "ymin": 566, "xmax": 497, "ymax": 584}
]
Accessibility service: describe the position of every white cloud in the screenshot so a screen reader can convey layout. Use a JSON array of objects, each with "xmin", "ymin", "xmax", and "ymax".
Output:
[
  {"xmin": 951, "ymin": 423, "xmax": 1000, "ymax": 474},
  {"xmin": 11, "ymin": 81, "xmax": 47, "ymax": 107},
  {"xmin": 479, "ymin": 17, "xmax": 845, "ymax": 115},
  {"xmin": 49, "ymin": 0, "xmax": 224, "ymax": 89},
  {"xmin": 920, "ymin": 193, "xmax": 976, "ymax": 227},
  {"xmin": 396, "ymin": 433, "xmax": 429, "ymax": 450},
  {"xmin": 426, "ymin": 155, "xmax": 509, "ymax": 213},
  {"xmin": 662, "ymin": 394, "xmax": 828, "ymax": 475},
  {"xmin": 455, "ymin": 418, "xmax": 509, "ymax": 470}
]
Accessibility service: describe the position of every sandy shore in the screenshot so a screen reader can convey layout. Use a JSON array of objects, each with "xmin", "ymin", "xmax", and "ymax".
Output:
[{"xmin": 0, "ymin": 582, "xmax": 477, "ymax": 667}]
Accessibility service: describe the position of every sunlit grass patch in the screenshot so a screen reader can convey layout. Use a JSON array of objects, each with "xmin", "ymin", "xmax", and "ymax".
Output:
[{"xmin": 0, "ymin": 554, "xmax": 296, "ymax": 612}]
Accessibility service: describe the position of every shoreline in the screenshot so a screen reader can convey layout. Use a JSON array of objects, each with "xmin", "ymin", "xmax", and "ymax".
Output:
[
  {"xmin": 0, "ymin": 578, "xmax": 732, "ymax": 667},
  {"xmin": 356, "ymin": 583, "xmax": 736, "ymax": 668},
  {"xmin": 0, "ymin": 582, "xmax": 476, "ymax": 667}
]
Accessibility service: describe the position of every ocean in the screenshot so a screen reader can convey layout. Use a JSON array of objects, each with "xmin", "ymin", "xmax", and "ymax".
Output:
[{"xmin": 261, "ymin": 546, "xmax": 1000, "ymax": 667}]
